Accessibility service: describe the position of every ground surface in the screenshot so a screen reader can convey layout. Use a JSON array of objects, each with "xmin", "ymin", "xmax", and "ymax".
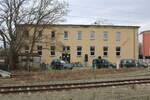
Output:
[
  {"xmin": 1, "ymin": 67, "xmax": 150, "ymax": 100},
  {"xmin": 0, "ymin": 67, "xmax": 150, "ymax": 86},
  {"xmin": 1, "ymin": 85, "xmax": 150, "ymax": 100}
]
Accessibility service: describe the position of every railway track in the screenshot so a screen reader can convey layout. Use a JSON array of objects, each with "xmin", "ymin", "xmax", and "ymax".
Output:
[{"xmin": 1, "ymin": 78, "xmax": 150, "ymax": 94}]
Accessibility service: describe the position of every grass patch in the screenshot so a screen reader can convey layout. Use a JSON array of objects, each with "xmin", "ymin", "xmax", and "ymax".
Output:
[{"xmin": 0, "ymin": 67, "xmax": 148, "ymax": 85}]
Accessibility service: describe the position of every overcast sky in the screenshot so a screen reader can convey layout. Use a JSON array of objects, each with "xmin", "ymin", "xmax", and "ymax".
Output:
[
  {"xmin": 61, "ymin": 0, "xmax": 150, "ymax": 42},
  {"xmin": 62, "ymin": 0, "xmax": 150, "ymax": 35}
]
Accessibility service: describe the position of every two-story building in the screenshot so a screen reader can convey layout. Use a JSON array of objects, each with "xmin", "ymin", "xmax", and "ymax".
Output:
[{"xmin": 17, "ymin": 24, "xmax": 139, "ymax": 66}]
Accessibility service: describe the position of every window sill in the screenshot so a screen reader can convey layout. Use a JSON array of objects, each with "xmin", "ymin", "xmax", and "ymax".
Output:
[
  {"xmin": 77, "ymin": 55, "xmax": 82, "ymax": 57},
  {"xmin": 90, "ymin": 55, "xmax": 95, "ymax": 57},
  {"xmin": 103, "ymin": 40, "xmax": 108, "ymax": 41},
  {"xmin": 103, "ymin": 55, "xmax": 108, "ymax": 57},
  {"xmin": 116, "ymin": 56, "xmax": 121, "ymax": 58},
  {"xmin": 50, "ymin": 55, "xmax": 56, "ymax": 57},
  {"xmin": 90, "ymin": 39, "xmax": 95, "ymax": 40}
]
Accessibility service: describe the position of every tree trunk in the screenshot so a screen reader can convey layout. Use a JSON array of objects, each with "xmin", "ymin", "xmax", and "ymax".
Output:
[{"xmin": 8, "ymin": 47, "xmax": 19, "ymax": 71}]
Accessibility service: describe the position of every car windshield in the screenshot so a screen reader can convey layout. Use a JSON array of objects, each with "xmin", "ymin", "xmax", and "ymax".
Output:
[
  {"xmin": 127, "ymin": 60, "xmax": 134, "ymax": 63},
  {"xmin": 60, "ymin": 60, "xmax": 66, "ymax": 64}
]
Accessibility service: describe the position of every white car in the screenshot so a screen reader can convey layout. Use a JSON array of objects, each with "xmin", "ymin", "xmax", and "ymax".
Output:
[{"xmin": 0, "ymin": 70, "xmax": 11, "ymax": 78}]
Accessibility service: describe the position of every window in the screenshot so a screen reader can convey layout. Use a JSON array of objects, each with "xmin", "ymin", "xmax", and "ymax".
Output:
[
  {"xmin": 25, "ymin": 46, "xmax": 29, "ymax": 53},
  {"xmin": 90, "ymin": 46, "xmax": 95, "ymax": 56},
  {"xmin": 63, "ymin": 46, "xmax": 70, "ymax": 51},
  {"xmin": 37, "ymin": 46, "xmax": 42, "ymax": 56},
  {"xmin": 103, "ymin": 46, "xmax": 108, "ymax": 56},
  {"xmin": 38, "ymin": 30, "xmax": 42, "ymax": 38},
  {"xmin": 50, "ymin": 46, "xmax": 55, "ymax": 56},
  {"xmin": 103, "ymin": 32, "xmax": 108, "ymax": 41},
  {"xmin": 116, "ymin": 47, "xmax": 121, "ymax": 56},
  {"xmin": 116, "ymin": 32, "xmax": 121, "ymax": 41},
  {"xmin": 77, "ymin": 46, "xmax": 82, "ymax": 56},
  {"xmin": 90, "ymin": 31, "xmax": 95, "ymax": 40},
  {"xmin": 51, "ymin": 31, "xmax": 56, "ymax": 40},
  {"xmin": 23, "ymin": 30, "xmax": 29, "ymax": 39},
  {"xmin": 77, "ymin": 31, "xmax": 82, "ymax": 40},
  {"xmin": 64, "ymin": 31, "xmax": 68, "ymax": 40}
]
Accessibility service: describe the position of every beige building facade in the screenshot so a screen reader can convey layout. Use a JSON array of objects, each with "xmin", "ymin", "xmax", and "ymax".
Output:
[{"xmin": 18, "ymin": 24, "xmax": 139, "ymax": 66}]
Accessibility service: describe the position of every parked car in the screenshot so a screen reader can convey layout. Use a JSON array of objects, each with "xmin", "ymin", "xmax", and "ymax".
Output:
[
  {"xmin": 51, "ymin": 59, "xmax": 73, "ymax": 70},
  {"xmin": 92, "ymin": 58, "xmax": 116, "ymax": 68},
  {"xmin": 137, "ymin": 61, "xmax": 148, "ymax": 68},
  {"xmin": 71, "ymin": 62, "xmax": 84, "ymax": 67},
  {"xmin": 120, "ymin": 59, "xmax": 139, "ymax": 68},
  {"xmin": 0, "ymin": 70, "xmax": 11, "ymax": 78}
]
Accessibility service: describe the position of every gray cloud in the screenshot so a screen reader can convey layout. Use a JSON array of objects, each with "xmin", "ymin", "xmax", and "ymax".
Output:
[{"xmin": 63, "ymin": 0, "xmax": 150, "ymax": 34}]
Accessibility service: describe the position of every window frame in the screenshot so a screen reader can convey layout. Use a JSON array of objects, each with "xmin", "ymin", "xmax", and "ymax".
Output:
[
  {"xmin": 90, "ymin": 31, "xmax": 95, "ymax": 40},
  {"xmin": 38, "ymin": 30, "xmax": 43, "ymax": 38},
  {"xmin": 23, "ymin": 30, "xmax": 29, "ymax": 39},
  {"xmin": 63, "ymin": 46, "xmax": 70, "ymax": 52},
  {"xmin": 64, "ymin": 31, "xmax": 69, "ymax": 40},
  {"xmin": 77, "ymin": 31, "xmax": 82, "ymax": 40},
  {"xmin": 37, "ymin": 45, "xmax": 42, "ymax": 56},
  {"xmin": 77, "ymin": 46, "xmax": 82, "ymax": 56},
  {"xmin": 116, "ymin": 32, "xmax": 121, "ymax": 41},
  {"xmin": 25, "ymin": 46, "xmax": 29, "ymax": 53},
  {"xmin": 90, "ymin": 46, "xmax": 95, "ymax": 56},
  {"xmin": 103, "ymin": 32, "xmax": 108, "ymax": 41},
  {"xmin": 103, "ymin": 46, "xmax": 108, "ymax": 57},
  {"xmin": 116, "ymin": 46, "xmax": 121, "ymax": 56},
  {"xmin": 50, "ymin": 46, "xmax": 55, "ymax": 56},
  {"xmin": 51, "ymin": 31, "xmax": 56, "ymax": 40}
]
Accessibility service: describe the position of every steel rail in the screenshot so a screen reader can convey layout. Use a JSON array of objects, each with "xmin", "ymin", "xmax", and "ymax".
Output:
[{"xmin": 0, "ymin": 78, "xmax": 150, "ymax": 94}]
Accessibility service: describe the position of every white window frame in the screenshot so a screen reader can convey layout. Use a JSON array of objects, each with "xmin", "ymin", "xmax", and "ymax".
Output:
[
  {"xmin": 116, "ymin": 46, "xmax": 121, "ymax": 56},
  {"xmin": 90, "ymin": 46, "xmax": 95, "ymax": 56},
  {"xmin": 63, "ymin": 46, "xmax": 70, "ymax": 52},
  {"xmin": 103, "ymin": 46, "xmax": 108, "ymax": 56},
  {"xmin": 37, "ymin": 45, "xmax": 42, "ymax": 56},
  {"xmin": 116, "ymin": 32, "xmax": 121, "ymax": 41},
  {"xmin": 77, "ymin": 31, "xmax": 82, "ymax": 40},
  {"xmin": 77, "ymin": 46, "xmax": 82, "ymax": 56},
  {"xmin": 103, "ymin": 32, "xmax": 108, "ymax": 41},
  {"xmin": 51, "ymin": 31, "xmax": 56, "ymax": 40},
  {"xmin": 90, "ymin": 31, "xmax": 95, "ymax": 40},
  {"xmin": 23, "ymin": 30, "xmax": 29, "ymax": 39},
  {"xmin": 64, "ymin": 31, "xmax": 69, "ymax": 40},
  {"xmin": 38, "ymin": 30, "xmax": 43, "ymax": 38},
  {"xmin": 25, "ymin": 46, "xmax": 29, "ymax": 53},
  {"xmin": 50, "ymin": 46, "xmax": 55, "ymax": 56}
]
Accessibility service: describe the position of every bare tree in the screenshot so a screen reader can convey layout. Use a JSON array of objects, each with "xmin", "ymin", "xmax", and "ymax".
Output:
[{"xmin": 0, "ymin": 0, "xmax": 69, "ymax": 70}]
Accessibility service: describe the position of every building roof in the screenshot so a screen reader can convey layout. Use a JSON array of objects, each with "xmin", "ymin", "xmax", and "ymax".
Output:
[
  {"xmin": 16, "ymin": 24, "xmax": 140, "ymax": 28},
  {"xmin": 141, "ymin": 30, "xmax": 150, "ymax": 34}
]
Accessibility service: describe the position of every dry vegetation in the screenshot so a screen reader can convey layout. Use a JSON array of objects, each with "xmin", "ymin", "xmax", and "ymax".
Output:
[{"xmin": 0, "ymin": 68, "xmax": 147, "ymax": 85}]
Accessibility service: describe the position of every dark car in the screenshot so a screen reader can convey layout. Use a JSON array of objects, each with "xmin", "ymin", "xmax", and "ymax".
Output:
[
  {"xmin": 51, "ymin": 59, "xmax": 73, "ymax": 70},
  {"xmin": 71, "ymin": 62, "xmax": 84, "ymax": 67},
  {"xmin": 137, "ymin": 61, "xmax": 148, "ymax": 68},
  {"xmin": 92, "ymin": 58, "xmax": 116, "ymax": 69},
  {"xmin": 119, "ymin": 59, "xmax": 138, "ymax": 68}
]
